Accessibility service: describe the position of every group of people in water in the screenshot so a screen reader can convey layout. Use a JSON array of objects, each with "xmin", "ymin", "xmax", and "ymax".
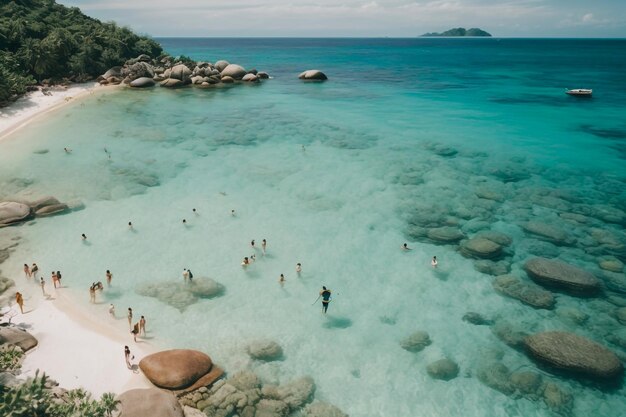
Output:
[{"xmin": 402, "ymin": 243, "xmax": 438, "ymax": 268}]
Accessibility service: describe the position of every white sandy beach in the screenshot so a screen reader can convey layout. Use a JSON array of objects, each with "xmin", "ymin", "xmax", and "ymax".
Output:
[
  {"xmin": 7, "ymin": 287, "xmax": 154, "ymax": 397},
  {"xmin": 0, "ymin": 84, "xmax": 100, "ymax": 142}
]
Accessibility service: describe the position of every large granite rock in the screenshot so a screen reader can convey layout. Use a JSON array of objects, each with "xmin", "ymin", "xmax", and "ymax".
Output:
[
  {"xmin": 247, "ymin": 340, "xmax": 283, "ymax": 361},
  {"xmin": 426, "ymin": 358, "xmax": 459, "ymax": 381},
  {"xmin": 35, "ymin": 204, "xmax": 68, "ymax": 216},
  {"xmin": 524, "ymin": 258, "xmax": 600, "ymax": 296},
  {"xmin": 0, "ymin": 326, "xmax": 38, "ymax": 352},
  {"xmin": 242, "ymin": 73, "xmax": 259, "ymax": 82},
  {"xmin": 400, "ymin": 331, "xmax": 431, "ymax": 352},
  {"xmin": 460, "ymin": 237, "xmax": 502, "ymax": 259},
  {"xmin": 128, "ymin": 61, "xmax": 155, "ymax": 80},
  {"xmin": 161, "ymin": 78, "xmax": 185, "ymax": 88},
  {"xmin": 116, "ymin": 388, "xmax": 183, "ymax": 417},
  {"xmin": 139, "ymin": 349, "xmax": 223, "ymax": 390},
  {"xmin": 221, "ymin": 64, "xmax": 247, "ymax": 80},
  {"xmin": 493, "ymin": 275, "xmax": 555, "ymax": 309},
  {"xmin": 214, "ymin": 60, "xmax": 230, "ymax": 72},
  {"xmin": 298, "ymin": 70, "xmax": 327, "ymax": 81},
  {"xmin": 0, "ymin": 202, "xmax": 31, "ymax": 226},
  {"xmin": 525, "ymin": 331, "xmax": 624, "ymax": 381},
  {"xmin": 130, "ymin": 77, "xmax": 156, "ymax": 88},
  {"xmin": 170, "ymin": 64, "xmax": 192, "ymax": 83}
]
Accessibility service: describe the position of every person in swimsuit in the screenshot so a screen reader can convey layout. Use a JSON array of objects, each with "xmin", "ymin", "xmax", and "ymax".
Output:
[
  {"xmin": 15, "ymin": 292, "xmax": 24, "ymax": 313},
  {"xmin": 109, "ymin": 304, "xmax": 115, "ymax": 317},
  {"xmin": 23, "ymin": 264, "xmax": 31, "ymax": 278},
  {"xmin": 128, "ymin": 221, "xmax": 133, "ymax": 229},
  {"xmin": 431, "ymin": 256, "xmax": 438, "ymax": 268},
  {"xmin": 182, "ymin": 269, "xmax": 189, "ymax": 282},
  {"xmin": 56, "ymin": 271, "xmax": 62, "ymax": 287},
  {"xmin": 320, "ymin": 286, "xmax": 332, "ymax": 314},
  {"xmin": 251, "ymin": 239, "xmax": 255, "ymax": 248},
  {"xmin": 262, "ymin": 239, "xmax": 267, "ymax": 255},
  {"xmin": 296, "ymin": 263, "xmax": 302, "ymax": 275},
  {"xmin": 131, "ymin": 322, "xmax": 139, "ymax": 342},
  {"xmin": 278, "ymin": 273, "xmax": 285, "ymax": 286},
  {"xmin": 139, "ymin": 316, "xmax": 146, "ymax": 335},
  {"xmin": 81, "ymin": 233, "xmax": 87, "ymax": 240},
  {"xmin": 106, "ymin": 270, "xmax": 112, "ymax": 286},
  {"xmin": 402, "ymin": 243, "xmax": 411, "ymax": 251},
  {"xmin": 31, "ymin": 263, "xmax": 39, "ymax": 279},
  {"xmin": 40, "ymin": 277, "xmax": 46, "ymax": 296},
  {"xmin": 52, "ymin": 271, "xmax": 58, "ymax": 288},
  {"xmin": 124, "ymin": 345, "xmax": 133, "ymax": 369},
  {"xmin": 242, "ymin": 257, "xmax": 249, "ymax": 267},
  {"xmin": 127, "ymin": 308, "xmax": 133, "ymax": 329}
]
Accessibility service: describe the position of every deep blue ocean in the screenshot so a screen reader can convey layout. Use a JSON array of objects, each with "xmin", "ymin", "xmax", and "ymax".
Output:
[{"xmin": 2, "ymin": 38, "xmax": 626, "ymax": 416}]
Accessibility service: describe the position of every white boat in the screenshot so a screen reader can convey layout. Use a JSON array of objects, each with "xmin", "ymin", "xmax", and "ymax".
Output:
[{"xmin": 566, "ymin": 88, "xmax": 592, "ymax": 97}]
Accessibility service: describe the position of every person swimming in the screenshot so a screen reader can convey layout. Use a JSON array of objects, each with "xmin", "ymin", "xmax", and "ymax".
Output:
[
  {"xmin": 431, "ymin": 256, "xmax": 438, "ymax": 268},
  {"xmin": 128, "ymin": 221, "xmax": 133, "ymax": 229},
  {"xmin": 320, "ymin": 286, "xmax": 332, "ymax": 314},
  {"xmin": 242, "ymin": 257, "xmax": 249, "ymax": 267},
  {"xmin": 402, "ymin": 243, "xmax": 411, "ymax": 251},
  {"xmin": 81, "ymin": 233, "xmax": 87, "ymax": 240},
  {"xmin": 296, "ymin": 263, "xmax": 302, "ymax": 275}
]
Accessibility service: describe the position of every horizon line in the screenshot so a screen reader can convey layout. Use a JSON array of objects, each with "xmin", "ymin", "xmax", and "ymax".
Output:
[{"xmin": 151, "ymin": 36, "xmax": 626, "ymax": 39}]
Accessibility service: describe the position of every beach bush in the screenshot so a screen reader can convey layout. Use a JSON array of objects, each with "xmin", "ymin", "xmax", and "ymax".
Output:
[
  {"xmin": 0, "ymin": 370, "xmax": 119, "ymax": 417},
  {"xmin": 0, "ymin": 0, "xmax": 163, "ymax": 105},
  {"xmin": 0, "ymin": 344, "xmax": 24, "ymax": 373}
]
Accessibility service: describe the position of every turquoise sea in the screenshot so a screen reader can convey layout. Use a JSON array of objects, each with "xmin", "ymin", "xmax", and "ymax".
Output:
[{"xmin": 1, "ymin": 38, "xmax": 626, "ymax": 416}]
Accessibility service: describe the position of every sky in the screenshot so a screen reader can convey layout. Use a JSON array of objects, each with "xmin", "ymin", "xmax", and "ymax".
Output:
[{"xmin": 62, "ymin": 0, "xmax": 626, "ymax": 37}]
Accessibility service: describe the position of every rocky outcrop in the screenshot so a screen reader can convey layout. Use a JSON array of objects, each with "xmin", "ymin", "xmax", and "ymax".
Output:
[
  {"xmin": 116, "ymin": 388, "xmax": 184, "ymax": 417},
  {"xmin": 242, "ymin": 73, "xmax": 259, "ymax": 82},
  {"xmin": 214, "ymin": 60, "xmax": 230, "ymax": 72},
  {"xmin": 460, "ymin": 237, "xmax": 502, "ymax": 259},
  {"xmin": 0, "ymin": 326, "xmax": 38, "ymax": 352},
  {"xmin": 493, "ymin": 275, "xmax": 555, "ymax": 309},
  {"xmin": 139, "ymin": 349, "xmax": 223, "ymax": 391},
  {"xmin": 400, "ymin": 331, "xmax": 431, "ymax": 352},
  {"xmin": 525, "ymin": 331, "xmax": 624, "ymax": 381},
  {"xmin": 524, "ymin": 258, "xmax": 600, "ymax": 296},
  {"xmin": 169, "ymin": 64, "xmax": 192, "ymax": 83},
  {"xmin": 221, "ymin": 64, "xmax": 247, "ymax": 80},
  {"xmin": 426, "ymin": 358, "xmax": 459, "ymax": 381},
  {"xmin": 299, "ymin": 70, "xmax": 327, "ymax": 81},
  {"xmin": 246, "ymin": 340, "xmax": 283, "ymax": 361},
  {"xmin": 0, "ymin": 202, "xmax": 31, "ymax": 226}
]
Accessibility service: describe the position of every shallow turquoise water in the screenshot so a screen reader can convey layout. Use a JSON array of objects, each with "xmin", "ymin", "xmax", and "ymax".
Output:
[{"xmin": 1, "ymin": 39, "xmax": 626, "ymax": 416}]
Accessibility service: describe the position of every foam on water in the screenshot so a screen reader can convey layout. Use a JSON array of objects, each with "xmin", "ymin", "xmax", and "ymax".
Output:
[{"xmin": 1, "ymin": 39, "xmax": 626, "ymax": 416}]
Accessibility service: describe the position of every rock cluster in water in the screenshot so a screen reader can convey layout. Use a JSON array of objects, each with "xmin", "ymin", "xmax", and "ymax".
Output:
[
  {"xmin": 0, "ymin": 196, "xmax": 71, "ymax": 227},
  {"xmin": 136, "ymin": 277, "xmax": 225, "ymax": 311},
  {"xmin": 99, "ymin": 55, "xmax": 270, "ymax": 88}
]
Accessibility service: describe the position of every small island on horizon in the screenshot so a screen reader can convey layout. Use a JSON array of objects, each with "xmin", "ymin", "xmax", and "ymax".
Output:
[{"xmin": 421, "ymin": 27, "xmax": 492, "ymax": 37}]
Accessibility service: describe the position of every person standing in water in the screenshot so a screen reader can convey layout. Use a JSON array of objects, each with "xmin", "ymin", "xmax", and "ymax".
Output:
[
  {"xmin": 320, "ymin": 286, "xmax": 332, "ymax": 314},
  {"xmin": 187, "ymin": 269, "xmax": 193, "ymax": 282},
  {"xmin": 402, "ymin": 243, "xmax": 412, "ymax": 251},
  {"xmin": 296, "ymin": 263, "xmax": 302, "ymax": 275},
  {"xmin": 106, "ymin": 270, "xmax": 112, "ymax": 286},
  {"xmin": 231, "ymin": 209, "xmax": 235, "ymax": 217},
  {"xmin": 109, "ymin": 304, "xmax": 115, "ymax": 317},
  {"xmin": 23, "ymin": 264, "xmax": 31, "ymax": 278},
  {"xmin": 251, "ymin": 239, "xmax": 255, "ymax": 248},
  {"xmin": 278, "ymin": 274, "xmax": 285, "ymax": 286},
  {"xmin": 31, "ymin": 263, "xmax": 39, "ymax": 279},
  {"xmin": 139, "ymin": 316, "xmax": 146, "ymax": 336},
  {"xmin": 431, "ymin": 256, "xmax": 438, "ymax": 268},
  {"xmin": 56, "ymin": 271, "xmax": 62, "ymax": 287},
  {"xmin": 40, "ymin": 277, "xmax": 46, "ymax": 296},
  {"xmin": 262, "ymin": 239, "xmax": 267, "ymax": 255},
  {"xmin": 242, "ymin": 257, "xmax": 249, "ymax": 267},
  {"xmin": 128, "ymin": 221, "xmax": 133, "ymax": 230},
  {"xmin": 182, "ymin": 269, "xmax": 189, "ymax": 282},
  {"xmin": 15, "ymin": 292, "xmax": 24, "ymax": 313},
  {"xmin": 51, "ymin": 271, "xmax": 58, "ymax": 288},
  {"xmin": 81, "ymin": 233, "xmax": 87, "ymax": 241}
]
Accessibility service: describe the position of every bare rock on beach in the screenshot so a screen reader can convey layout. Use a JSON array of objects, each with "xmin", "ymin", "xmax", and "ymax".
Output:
[
  {"xmin": 0, "ymin": 326, "xmax": 38, "ymax": 352},
  {"xmin": 0, "ymin": 202, "xmax": 31, "ymax": 226},
  {"xmin": 116, "ymin": 388, "xmax": 184, "ymax": 417},
  {"xmin": 299, "ymin": 70, "xmax": 328, "ymax": 81},
  {"xmin": 130, "ymin": 77, "xmax": 156, "ymax": 88},
  {"xmin": 139, "ymin": 349, "xmax": 224, "ymax": 391}
]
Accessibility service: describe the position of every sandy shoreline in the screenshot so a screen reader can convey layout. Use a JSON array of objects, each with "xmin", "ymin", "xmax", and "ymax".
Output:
[
  {"xmin": 0, "ymin": 83, "xmax": 102, "ymax": 142},
  {"xmin": 7, "ymin": 284, "xmax": 155, "ymax": 396}
]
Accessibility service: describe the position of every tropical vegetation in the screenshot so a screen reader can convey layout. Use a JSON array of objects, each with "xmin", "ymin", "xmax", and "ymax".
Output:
[{"xmin": 0, "ymin": 0, "xmax": 162, "ymax": 105}]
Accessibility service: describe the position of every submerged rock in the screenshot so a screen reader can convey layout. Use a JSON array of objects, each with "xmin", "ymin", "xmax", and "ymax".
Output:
[
  {"xmin": 542, "ymin": 382, "xmax": 573, "ymax": 414},
  {"xmin": 522, "ymin": 221, "xmax": 575, "ymax": 246},
  {"xmin": 303, "ymin": 401, "xmax": 348, "ymax": 417},
  {"xmin": 523, "ymin": 258, "xmax": 600, "ymax": 296},
  {"xmin": 462, "ymin": 312, "xmax": 493, "ymax": 325},
  {"xmin": 509, "ymin": 371, "xmax": 543, "ymax": 398},
  {"xmin": 474, "ymin": 259, "xmax": 510, "ymax": 276},
  {"xmin": 493, "ymin": 275, "xmax": 555, "ymax": 309},
  {"xmin": 427, "ymin": 227, "xmax": 464, "ymax": 244},
  {"xmin": 524, "ymin": 331, "xmax": 624, "ymax": 381},
  {"xmin": 246, "ymin": 340, "xmax": 283, "ymax": 361},
  {"xmin": 475, "ymin": 231, "xmax": 512, "ymax": 246},
  {"xmin": 426, "ymin": 358, "xmax": 459, "ymax": 381},
  {"xmin": 136, "ymin": 278, "xmax": 224, "ymax": 310},
  {"xmin": 460, "ymin": 237, "xmax": 502, "ymax": 259},
  {"xmin": 492, "ymin": 320, "xmax": 528, "ymax": 349},
  {"xmin": 598, "ymin": 256, "xmax": 624, "ymax": 273},
  {"xmin": 400, "ymin": 331, "xmax": 432, "ymax": 352},
  {"xmin": 477, "ymin": 362, "xmax": 513, "ymax": 395}
]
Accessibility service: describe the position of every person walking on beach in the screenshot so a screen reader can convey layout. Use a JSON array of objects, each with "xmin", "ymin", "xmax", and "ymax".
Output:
[
  {"xmin": 106, "ymin": 270, "xmax": 112, "ymax": 286},
  {"xmin": 124, "ymin": 345, "xmax": 133, "ymax": 369},
  {"xmin": 319, "ymin": 286, "xmax": 332, "ymax": 314},
  {"xmin": 131, "ymin": 322, "xmax": 140, "ymax": 342},
  {"xmin": 40, "ymin": 277, "xmax": 46, "ymax": 296},
  {"xmin": 431, "ymin": 256, "xmax": 438, "ymax": 268},
  {"xmin": 56, "ymin": 271, "xmax": 62, "ymax": 287},
  {"xmin": 127, "ymin": 308, "xmax": 133, "ymax": 329},
  {"xmin": 15, "ymin": 292, "xmax": 24, "ymax": 313},
  {"xmin": 296, "ymin": 263, "xmax": 302, "ymax": 275},
  {"xmin": 23, "ymin": 264, "xmax": 31, "ymax": 278},
  {"xmin": 51, "ymin": 271, "xmax": 58, "ymax": 288},
  {"xmin": 262, "ymin": 239, "xmax": 267, "ymax": 255},
  {"xmin": 31, "ymin": 263, "xmax": 39, "ymax": 279},
  {"xmin": 278, "ymin": 274, "xmax": 285, "ymax": 286},
  {"xmin": 139, "ymin": 315, "xmax": 146, "ymax": 336}
]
